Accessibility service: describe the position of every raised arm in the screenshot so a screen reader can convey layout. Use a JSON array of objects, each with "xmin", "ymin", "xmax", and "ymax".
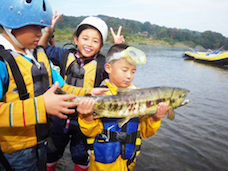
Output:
[{"xmin": 39, "ymin": 10, "xmax": 61, "ymax": 48}]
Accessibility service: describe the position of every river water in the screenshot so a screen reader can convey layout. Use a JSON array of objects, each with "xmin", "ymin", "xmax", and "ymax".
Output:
[{"xmin": 56, "ymin": 43, "xmax": 228, "ymax": 171}]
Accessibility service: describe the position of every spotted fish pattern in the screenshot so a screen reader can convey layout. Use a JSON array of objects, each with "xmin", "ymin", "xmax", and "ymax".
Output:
[{"xmin": 56, "ymin": 86, "xmax": 190, "ymax": 127}]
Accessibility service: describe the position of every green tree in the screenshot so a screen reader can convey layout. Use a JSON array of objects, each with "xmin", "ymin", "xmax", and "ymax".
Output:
[
  {"xmin": 201, "ymin": 31, "xmax": 224, "ymax": 49},
  {"xmin": 52, "ymin": 14, "xmax": 228, "ymax": 50}
]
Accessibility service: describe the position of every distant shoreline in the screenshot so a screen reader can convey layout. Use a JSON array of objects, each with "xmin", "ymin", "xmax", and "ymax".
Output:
[
  {"xmin": 54, "ymin": 29, "xmax": 204, "ymax": 49},
  {"xmin": 0, "ymin": 27, "xmax": 203, "ymax": 49}
]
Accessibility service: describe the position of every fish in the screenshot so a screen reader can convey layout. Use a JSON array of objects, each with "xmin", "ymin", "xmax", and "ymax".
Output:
[{"xmin": 56, "ymin": 86, "xmax": 190, "ymax": 127}]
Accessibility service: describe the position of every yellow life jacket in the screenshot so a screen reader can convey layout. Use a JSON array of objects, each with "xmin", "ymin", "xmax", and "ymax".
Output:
[
  {"xmin": 0, "ymin": 47, "xmax": 52, "ymax": 153},
  {"xmin": 60, "ymin": 49, "xmax": 107, "ymax": 88}
]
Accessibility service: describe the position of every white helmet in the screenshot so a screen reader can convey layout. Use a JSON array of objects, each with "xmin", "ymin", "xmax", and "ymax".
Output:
[{"xmin": 75, "ymin": 16, "xmax": 108, "ymax": 44}]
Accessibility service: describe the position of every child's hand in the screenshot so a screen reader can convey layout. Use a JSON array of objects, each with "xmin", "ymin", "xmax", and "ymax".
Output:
[
  {"xmin": 43, "ymin": 82, "xmax": 77, "ymax": 119},
  {"xmin": 149, "ymin": 102, "xmax": 168, "ymax": 121},
  {"xmin": 90, "ymin": 88, "xmax": 109, "ymax": 96},
  {"xmin": 77, "ymin": 98, "xmax": 95, "ymax": 121},
  {"xmin": 110, "ymin": 26, "xmax": 125, "ymax": 44},
  {"xmin": 44, "ymin": 10, "xmax": 61, "ymax": 36},
  {"xmin": 51, "ymin": 10, "xmax": 61, "ymax": 29},
  {"xmin": 39, "ymin": 10, "xmax": 61, "ymax": 47}
]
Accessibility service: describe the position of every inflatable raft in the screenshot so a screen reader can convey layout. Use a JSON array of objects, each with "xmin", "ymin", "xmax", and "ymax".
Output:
[{"xmin": 183, "ymin": 49, "xmax": 228, "ymax": 65}]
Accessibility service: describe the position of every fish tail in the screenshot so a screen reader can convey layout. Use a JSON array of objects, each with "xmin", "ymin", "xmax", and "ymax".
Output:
[
  {"xmin": 167, "ymin": 107, "xmax": 175, "ymax": 120},
  {"xmin": 117, "ymin": 117, "xmax": 130, "ymax": 128}
]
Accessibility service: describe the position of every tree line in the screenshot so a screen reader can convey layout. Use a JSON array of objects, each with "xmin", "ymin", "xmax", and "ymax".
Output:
[{"xmin": 56, "ymin": 14, "xmax": 228, "ymax": 50}]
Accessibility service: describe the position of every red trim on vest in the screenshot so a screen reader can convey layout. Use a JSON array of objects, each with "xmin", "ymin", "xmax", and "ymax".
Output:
[
  {"xmin": 22, "ymin": 100, "xmax": 26, "ymax": 126},
  {"xmin": 77, "ymin": 88, "xmax": 83, "ymax": 96},
  {"xmin": 0, "ymin": 103, "xmax": 4, "ymax": 108}
]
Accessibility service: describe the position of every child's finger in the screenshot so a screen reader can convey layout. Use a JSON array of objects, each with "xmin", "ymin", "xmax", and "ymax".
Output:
[
  {"xmin": 117, "ymin": 26, "xmax": 122, "ymax": 36},
  {"xmin": 77, "ymin": 98, "xmax": 95, "ymax": 114},
  {"xmin": 110, "ymin": 27, "xmax": 115, "ymax": 37},
  {"xmin": 48, "ymin": 81, "xmax": 59, "ymax": 93},
  {"xmin": 59, "ymin": 106, "xmax": 76, "ymax": 115},
  {"xmin": 53, "ymin": 10, "xmax": 57, "ymax": 19},
  {"xmin": 61, "ymin": 100, "xmax": 77, "ymax": 108},
  {"xmin": 60, "ymin": 94, "xmax": 77, "ymax": 101}
]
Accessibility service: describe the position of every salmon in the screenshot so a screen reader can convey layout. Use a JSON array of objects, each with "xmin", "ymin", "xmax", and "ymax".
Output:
[{"xmin": 56, "ymin": 87, "xmax": 190, "ymax": 127}]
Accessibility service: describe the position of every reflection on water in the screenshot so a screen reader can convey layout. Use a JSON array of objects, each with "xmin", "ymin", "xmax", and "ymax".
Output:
[{"xmin": 56, "ymin": 43, "xmax": 228, "ymax": 171}]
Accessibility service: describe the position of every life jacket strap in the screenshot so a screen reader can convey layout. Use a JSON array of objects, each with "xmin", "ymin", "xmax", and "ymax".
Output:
[
  {"xmin": 98, "ymin": 129, "xmax": 140, "ymax": 144},
  {"xmin": 60, "ymin": 47, "xmax": 108, "ymax": 87},
  {"xmin": 0, "ymin": 46, "xmax": 29, "ymax": 100},
  {"xmin": 0, "ymin": 149, "xmax": 14, "ymax": 171}
]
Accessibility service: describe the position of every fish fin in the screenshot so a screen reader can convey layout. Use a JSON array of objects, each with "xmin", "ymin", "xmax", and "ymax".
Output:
[
  {"xmin": 117, "ymin": 118, "xmax": 130, "ymax": 128},
  {"xmin": 116, "ymin": 88, "xmax": 134, "ymax": 95},
  {"xmin": 167, "ymin": 107, "xmax": 175, "ymax": 120}
]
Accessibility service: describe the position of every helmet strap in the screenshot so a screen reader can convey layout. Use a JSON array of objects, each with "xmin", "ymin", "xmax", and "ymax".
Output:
[{"xmin": 3, "ymin": 27, "xmax": 24, "ymax": 49}]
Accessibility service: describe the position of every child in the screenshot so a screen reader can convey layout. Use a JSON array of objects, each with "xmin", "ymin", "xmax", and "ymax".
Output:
[
  {"xmin": 78, "ymin": 44, "xmax": 169, "ymax": 171},
  {"xmin": 39, "ymin": 15, "xmax": 125, "ymax": 171},
  {"xmin": 0, "ymin": 0, "xmax": 107, "ymax": 170}
]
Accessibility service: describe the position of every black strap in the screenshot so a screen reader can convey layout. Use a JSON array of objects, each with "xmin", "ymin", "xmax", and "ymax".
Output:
[
  {"xmin": 0, "ymin": 149, "xmax": 14, "ymax": 171},
  {"xmin": 0, "ymin": 46, "xmax": 18, "ymax": 170},
  {"xmin": 121, "ymin": 124, "xmax": 127, "ymax": 156},
  {"xmin": 33, "ymin": 45, "xmax": 46, "ymax": 60},
  {"xmin": 46, "ymin": 137, "xmax": 57, "ymax": 152},
  {"xmin": 60, "ymin": 48, "xmax": 77, "ymax": 78},
  {"xmin": 100, "ymin": 129, "xmax": 138, "ymax": 144},
  {"xmin": 0, "ymin": 48, "xmax": 29, "ymax": 100},
  {"xmin": 0, "ymin": 54, "xmax": 9, "ymax": 95},
  {"xmin": 94, "ymin": 54, "xmax": 107, "ymax": 87},
  {"xmin": 127, "ymin": 144, "xmax": 141, "ymax": 168}
]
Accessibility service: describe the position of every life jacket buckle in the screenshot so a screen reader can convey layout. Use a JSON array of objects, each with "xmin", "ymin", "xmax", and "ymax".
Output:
[{"xmin": 115, "ymin": 132, "xmax": 129, "ymax": 143}]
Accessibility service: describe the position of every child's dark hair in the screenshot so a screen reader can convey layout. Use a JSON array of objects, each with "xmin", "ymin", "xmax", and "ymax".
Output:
[
  {"xmin": 106, "ymin": 44, "xmax": 129, "ymax": 62},
  {"xmin": 74, "ymin": 25, "xmax": 103, "ymax": 45}
]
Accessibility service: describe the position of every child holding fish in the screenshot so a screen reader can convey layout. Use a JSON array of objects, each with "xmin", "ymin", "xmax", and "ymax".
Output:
[
  {"xmin": 39, "ymin": 14, "xmax": 125, "ymax": 171},
  {"xmin": 77, "ymin": 44, "xmax": 169, "ymax": 171}
]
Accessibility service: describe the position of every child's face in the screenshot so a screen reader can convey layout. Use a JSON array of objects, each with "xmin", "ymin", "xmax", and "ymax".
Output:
[
  {"xmin": 105, "ymin": 59, "xmax": 136, "ymax": 88},
  {"xmin": 12, "ymin": 25, "xmax": 42, "ymax": 50},
  {"xmin": 74, "ymin": 28, "xmax": 103, "ymax": 58}
]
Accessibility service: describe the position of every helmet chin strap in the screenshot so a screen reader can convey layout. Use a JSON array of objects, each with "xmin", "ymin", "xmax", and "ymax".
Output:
[
  {"xmin": 3, "ymin": 27, "xmax": 24, "ymax": 49},
  {"xmin": 3, "ymin": 27, "xmax": 41, "ymax": 69}
]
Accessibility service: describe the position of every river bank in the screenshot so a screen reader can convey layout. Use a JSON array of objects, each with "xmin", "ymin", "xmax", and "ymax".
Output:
[{"xmin": 54, "ymin": 29, "xmax": 204, "ymax": 49}]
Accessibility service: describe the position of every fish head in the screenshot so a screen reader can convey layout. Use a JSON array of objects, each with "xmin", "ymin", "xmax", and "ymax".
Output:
[{"xmin": 170, "ymin": 88, "xmax": 190, "ymax": 108}]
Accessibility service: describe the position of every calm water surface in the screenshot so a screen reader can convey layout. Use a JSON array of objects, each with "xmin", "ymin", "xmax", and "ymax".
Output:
[{"xmin": 56, "ymin": 43, "xmax": 228, "ymax": 171}]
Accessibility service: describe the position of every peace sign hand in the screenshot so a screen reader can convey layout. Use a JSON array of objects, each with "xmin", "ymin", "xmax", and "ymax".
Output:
[
  {"xmin": 110, "ymin": 26, "xmax": 125, "ymax": 44},
  {"xmin": 44, "ymin": 10, "xmax": 61, "ymax": 35}
]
